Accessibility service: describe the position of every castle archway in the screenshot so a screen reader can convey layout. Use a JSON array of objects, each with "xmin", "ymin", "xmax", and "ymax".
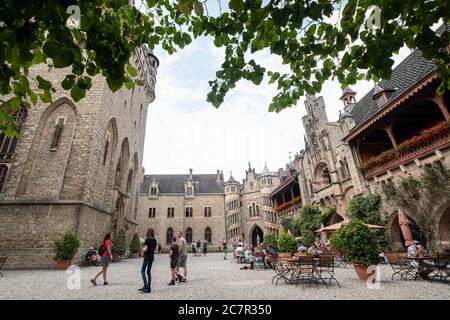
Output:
[
  {"xmin": 387, "ymin": 210, "xmax": 426, "ymax": 250},
  {"xmin": 113, "ymin": 196, "xmax": 125, "ymax": 238},
  {"xmin": 249, "ymin": 225, "xmax": 264, "ymax": 247}
]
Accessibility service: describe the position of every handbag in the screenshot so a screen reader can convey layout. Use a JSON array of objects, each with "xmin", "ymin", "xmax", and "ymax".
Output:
[{"xmin": 142, "ymin": 245, "xmax": 148, "ymax": 253}]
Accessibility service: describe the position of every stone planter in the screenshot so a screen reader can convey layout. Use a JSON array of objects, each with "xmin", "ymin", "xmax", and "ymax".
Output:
[
  {"xmin": 56, "ymin": 260, "xmax": 71, "ymax": 270},
  {"xmin": 112, "ymin": 253, "xmax": 123, "ymax": 262},
  {"xmin": 353, "ymin": 264, "xmax": 374, "ymax": 282},
  {"xmin": 129, "ymin": 252, "xmax": 139, "ymax": 259}
]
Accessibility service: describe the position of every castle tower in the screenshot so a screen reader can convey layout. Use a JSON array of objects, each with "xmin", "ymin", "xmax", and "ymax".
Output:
[
  {"xmin": 340, "ymin": 87, "xmax": 357, "ymax": 113},
  {"xmin": 224, "ymin": 172, "xmax": 241, "ymax": 241}
]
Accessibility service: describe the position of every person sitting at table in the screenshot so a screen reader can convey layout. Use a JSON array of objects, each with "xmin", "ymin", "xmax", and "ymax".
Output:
[
  {"xmin": 297, "ymin": 241, "xmax": 307, "ymax": 253},
  {"xmin": 240, "ymin": 249, "xmax": 255, "ymax": 270},
  {"xmin": 235, "ymin": 244, "xmax": 244, "ymax": 263},
  {"xmin": 407, "ymin": 240, "xmax": 420, "ymax": 257},
  {"xmin": 308, "ymin": 238, "xmax": 323, "ymax": 255},
  {"xmin": 263, "ymin": 245, "xmax": 275, "ymax": 269}
]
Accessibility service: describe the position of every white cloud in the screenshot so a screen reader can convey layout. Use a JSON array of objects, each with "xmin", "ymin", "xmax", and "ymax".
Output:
[{"xmin": 143, "ymin": 32, "xmax": 414, "ymax": 181}]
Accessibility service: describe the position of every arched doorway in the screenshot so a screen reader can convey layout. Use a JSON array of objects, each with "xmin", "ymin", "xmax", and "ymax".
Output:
[
  {"xmin": 388, "ymin": 211, "xmax": 427, "ymax": 250},
  {"xmin": 113, "ymin": 196, "xmax": 125, "ymax": 237},
  {"xmin": 250, "ymin": 225, "xmax": 264, "ymax": 247},
  {"xmin": 438, "ymin": 207, "xmax": 450, "ymax": 242}
]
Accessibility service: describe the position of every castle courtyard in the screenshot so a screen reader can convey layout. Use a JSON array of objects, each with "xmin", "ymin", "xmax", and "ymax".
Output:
[{"xmin": 1, "ymin": 253, "xmax": 448, "ymax": 300}]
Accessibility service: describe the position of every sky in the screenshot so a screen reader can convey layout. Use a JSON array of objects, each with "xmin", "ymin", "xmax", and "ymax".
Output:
[{"xmin": 141, "ymin": 6, "xmax": 414, "ymax": 182}]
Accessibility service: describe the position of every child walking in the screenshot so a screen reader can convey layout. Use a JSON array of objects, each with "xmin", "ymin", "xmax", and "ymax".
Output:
[{"xmin": 168, "ymin": 236, "xmax": 179, "ymax": 286}]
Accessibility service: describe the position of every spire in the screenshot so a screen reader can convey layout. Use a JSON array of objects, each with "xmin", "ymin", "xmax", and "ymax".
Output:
[
  {"xmin": 340, "ymin": 86, "xmax": 357, "ymax": 107},
  {"xmin": 248, "ymin": 162, "xmax": 252, "ymax": 171},
  {"xmin": 261, "ymin": 162, "xmax": 271, "ymax": 176},
  {"xmin": 227, "ymin": 171, "xmax": 236, "ymax": 183}
]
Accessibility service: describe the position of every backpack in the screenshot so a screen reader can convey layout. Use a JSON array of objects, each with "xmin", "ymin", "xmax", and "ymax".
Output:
[{"xmin": 98, "ymin": 241, "xmax": 105, "ymax": 256}]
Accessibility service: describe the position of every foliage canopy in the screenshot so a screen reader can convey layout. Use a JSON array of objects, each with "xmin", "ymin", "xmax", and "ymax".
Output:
[{"xmin": 1, "ymin": 0, "xmax": 449, "ymax": 134}]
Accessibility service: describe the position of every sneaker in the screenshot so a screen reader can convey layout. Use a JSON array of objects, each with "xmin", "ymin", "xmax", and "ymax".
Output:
[
  {"xmin": 167, "ymin": 280, "xmax": 175, "ymax": 286},
  {"xmin": 90, "ymin": 279, "xmax": 97, "ymax": 286},
  {"xmin": 138, "ymin": 287, "xmax": 145, "ymax": 292},
  {"xmin": 142, "ymin": 287, "xmax": 151, "ymax": 293}
]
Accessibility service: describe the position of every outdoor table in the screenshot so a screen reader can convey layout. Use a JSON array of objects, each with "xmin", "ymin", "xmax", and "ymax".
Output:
[{"xmin": 406, "ymin": 256, "xmax": 437, "ymax": 280}]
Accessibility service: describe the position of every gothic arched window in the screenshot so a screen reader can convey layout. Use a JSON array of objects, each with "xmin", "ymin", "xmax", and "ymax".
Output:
[
  {"xmin": 185, "ymin": 227, "xmax": 193, "ymax": 244},
  {"xmin": 205, "ymin": 227, "xmax": 212, "ymax": 243},
  {"xmin": 166, "ymin": 227, "xmax": 174, "ymax": 244},
  {"xmin": 0, "ymin": 108, "xmax": 28, "ymax": 192}
]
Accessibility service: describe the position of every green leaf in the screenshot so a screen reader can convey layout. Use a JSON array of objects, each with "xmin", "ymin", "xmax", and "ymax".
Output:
[
  {"xmin": 178, "ymin": 0, "xmax": 192, "ymax": 15},
  {"xmin": 229, "ymin": 0, "xmax": 244, "ymax": 13},
  {"xmin": 52, "ymin": 49, "xmax": 75, "ymax": 68},
  {"xmin": 70, "ymin": 85, "xmax": 86, "ymax": 102},
  {"xmin": 36, "ymin": 76, "xmax": 52, "ymax": 90},
  {"xmin": 194, "ymin": 1, "xmax": 204, "ymax": 16},
  {"xmin": 10, "ymin": 97, "xmax": 20, "ymax": 111},
  {"xmin": 61, "ymin": 75, "xmax": 76, "ymax": 90},
  {"xmin": 127, "ymin": 65, "xmax": 138, "ymax": 77},
  {"xmin": 39, "ymin": 90, "xmax": 52, "ymax": 103}
]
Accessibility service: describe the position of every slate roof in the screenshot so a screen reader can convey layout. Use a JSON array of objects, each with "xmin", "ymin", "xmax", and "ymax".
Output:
[
  {"xmin": 349, "ymin": 49, "xmax": 436, "ymax": 127},
  {"xmin": 140, "ymin": 174, "xmax": 224, "ymax": 194}
]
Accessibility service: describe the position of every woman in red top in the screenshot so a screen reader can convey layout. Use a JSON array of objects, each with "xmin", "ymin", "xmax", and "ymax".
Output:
[{"xmin": 90, "ymin": 232, "xmax": 113, "ymax": 286}]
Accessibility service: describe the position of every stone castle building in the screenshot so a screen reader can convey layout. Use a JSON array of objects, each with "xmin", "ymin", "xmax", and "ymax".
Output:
[
  {"xmin": 294, "ymin": 94, "xmax": 365, "ymax": 223},
  {"xmin": 225, "ymin": 163, "xmax": 282, "ymax": 246},
  {"xmin": 294, "ymin": 27, "xmax": 449, "ymax": 250},
  {"xmin": 138, "ymin": 170, "xmax": 226, "ymax": 250},
  {"xmin": 0, "ymin": 46, "xmax": 159, "ymax": 269}
]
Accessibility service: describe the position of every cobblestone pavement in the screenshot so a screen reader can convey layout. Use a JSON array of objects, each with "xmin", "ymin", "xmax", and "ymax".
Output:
[{"xmin": 1, "ymin": 253, "xmax": 449, "ymax": 300}]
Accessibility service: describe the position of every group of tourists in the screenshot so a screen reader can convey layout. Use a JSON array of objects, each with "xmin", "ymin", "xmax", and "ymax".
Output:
[
  {"xmin": 88, "ymin": 229, "xmax": 189, "ymax": 294},
  {"xmin": 220, "ymin": 238, "xmax": 275, "ymax": 270},
  {"xmin": 192, "ymin": 239, "xmax": 208, "ymax": 256}
]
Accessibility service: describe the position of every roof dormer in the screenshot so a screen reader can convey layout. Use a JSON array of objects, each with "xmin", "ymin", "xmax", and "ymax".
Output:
[{"xmin": 372, "ymin": 84, "xmax": 397, "ymax": 109}]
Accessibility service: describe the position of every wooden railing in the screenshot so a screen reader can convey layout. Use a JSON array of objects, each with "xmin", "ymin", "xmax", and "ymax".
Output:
[
  {"xmin": 275, "ymin": 196, "xmax": 301, "ymax": 212},
  {"xmin": 363, "ymin": 132, "xmax": 450, "ymax": 178}
]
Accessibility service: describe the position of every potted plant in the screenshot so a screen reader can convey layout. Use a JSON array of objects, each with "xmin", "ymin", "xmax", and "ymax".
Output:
[
  {"xmin": 262, "ymin": 233, "xmax": 279, "ymax": 251},
  {"xmin": 129, "ymin": 232, "xmax": 141, "ymax": 258},
  {"xmin": 278, "ymin": 232, "xmax": 297, "ymax": 254},
  {"xmin": 331, "ymin": 219, "xmax": 380, "ymax": 282},
  {"xmin": 112, "ymin": 229, "xmax": 127, "ymax": 262},
  {"xmin": 53, "ymin": 231, "xmax": 81, "ymax": 270}
]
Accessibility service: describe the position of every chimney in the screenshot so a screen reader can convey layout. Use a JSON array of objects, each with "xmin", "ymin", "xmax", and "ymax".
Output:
[
  {"xmin": 189, "ymin": 168, "xmax": 193, "ymax": 180},
  {"xmin": 216, "ymin": 170, "xmax": 221, "ymax": 182}
]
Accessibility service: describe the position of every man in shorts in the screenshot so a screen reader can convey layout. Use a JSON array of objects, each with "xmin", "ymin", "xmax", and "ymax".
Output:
[{"xmin": 176, "ymin": 231, "xmax": 188, "ymax": 283}]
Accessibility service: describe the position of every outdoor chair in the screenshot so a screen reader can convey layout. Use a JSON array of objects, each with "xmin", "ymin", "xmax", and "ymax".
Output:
[
  {"xmin": 331, "ymin": 249, "xmax": 348, "ymax": 267},
  {"xmin": 291, "ymin": 257, "xmax": 317, "ymax": 289},
  {"xmin": 384, "ymin": 252, "xmax": 417, "ymax": 280},
  {"xmin": 0, "ymin": 256, "xmax": 7, "ymax": 278},
  {"xmin": 272, "ymin": 257, "xmax": 292, "ymax": 286},
  {"xmin": 429, "ymin": 254, "xmax": 450, "ymax": 283},
  {"xmin": 234, "ymin": 250, "xmax": 244, "ymax": 264},
  {"xmin": 315, "ymin": 254, "xmax": 340, "ymax": 288}
]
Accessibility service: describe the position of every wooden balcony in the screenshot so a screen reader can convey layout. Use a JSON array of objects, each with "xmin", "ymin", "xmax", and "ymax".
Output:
[
  {"xmin": 275, "ymin": 196, "xmax": 301, "ymax": 213},
  {"xmin": 363, "ymin": 132, "xmax": 450, "ymax": 179}
]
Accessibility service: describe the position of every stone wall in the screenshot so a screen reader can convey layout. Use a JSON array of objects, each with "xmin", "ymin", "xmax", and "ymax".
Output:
[{"xmin": 137, "ymin": 194, "xmax": 226, "ymax": 246}]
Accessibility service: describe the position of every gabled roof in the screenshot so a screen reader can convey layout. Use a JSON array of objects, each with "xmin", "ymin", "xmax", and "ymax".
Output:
[
  {"xmin": 140, "ymin": 174, "xmax": 224, "ymax": 194},
  {"xmin": 340, "ymin": 87, "xmax": 356, "ymax": 99},
  {"xmin": 349, "ymin": 48, "xmax": 436, "ymax": 127}
]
